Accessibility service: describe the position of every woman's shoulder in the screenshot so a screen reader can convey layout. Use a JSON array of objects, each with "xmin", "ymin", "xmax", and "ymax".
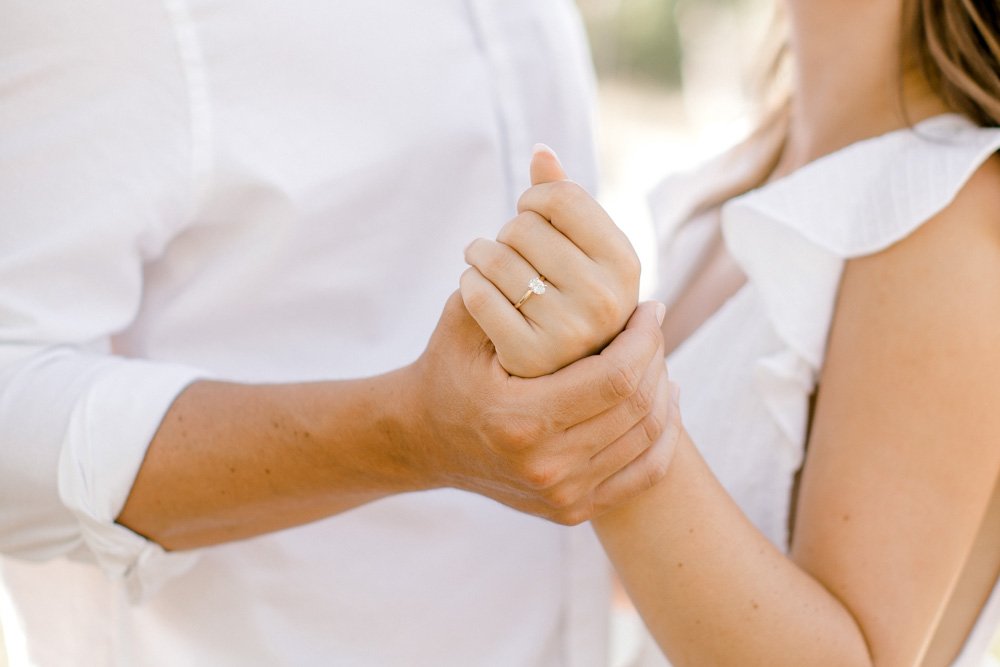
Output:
[
  {"xmin": 723, "ymin": 114, "xmax": 1000, "ymax": 259},
  {"xmin": 902, "ymin": 150, "xmax": 1000, "ymax": 254},
  {"xmin": 840, "ymin": 150, "xmax": 1000, "ymax": 320},
  {"xmin": 715, "ymin": 114, "xmax": 1000, "ymax": 371}
]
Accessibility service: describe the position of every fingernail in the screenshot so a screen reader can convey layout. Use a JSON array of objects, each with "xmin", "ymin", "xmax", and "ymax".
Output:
[
  {"xmin": 532, "ymin": 143, "xmax": 561, "ymax": 163},
  {"xmin": 655, "ymin": 302, "xmax": 666, "ymax": 326}
]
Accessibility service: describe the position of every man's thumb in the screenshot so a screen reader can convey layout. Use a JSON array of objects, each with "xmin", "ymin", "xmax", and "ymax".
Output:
[{"xmin": 530, "ymin": 143, "xmax": 567, "ymax": 185}]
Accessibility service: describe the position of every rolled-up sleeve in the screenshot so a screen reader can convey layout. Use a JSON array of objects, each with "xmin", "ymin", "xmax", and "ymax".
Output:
[{"xmin": 0, "ymin": 1, "xmax": 210, "ymax": 599}]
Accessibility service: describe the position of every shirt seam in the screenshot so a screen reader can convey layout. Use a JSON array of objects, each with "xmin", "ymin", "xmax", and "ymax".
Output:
[{"xmin": 160, "ymin": 0, "xmax": 214, "ymax": 228}]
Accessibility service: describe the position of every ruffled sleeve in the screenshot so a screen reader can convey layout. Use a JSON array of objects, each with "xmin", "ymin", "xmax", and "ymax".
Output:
[{"xmin": 720, "ymin": 114, "xmax": 1000, "ymax": 446}]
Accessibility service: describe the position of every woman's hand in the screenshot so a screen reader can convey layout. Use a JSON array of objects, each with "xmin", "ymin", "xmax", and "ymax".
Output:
[{"xmin": 461, "ymin": 145, "xmax": 641, "ymax": 378}]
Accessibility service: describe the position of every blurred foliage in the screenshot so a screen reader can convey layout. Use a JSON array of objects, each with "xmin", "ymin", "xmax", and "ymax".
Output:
[{"xmin": 578, "ymin": 0, "xmax": 749, "ymax": 88}]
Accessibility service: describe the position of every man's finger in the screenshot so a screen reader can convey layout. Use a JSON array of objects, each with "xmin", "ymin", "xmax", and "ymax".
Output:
[
  {"xmin": 560, "ymin": 341, "xmax": 665, "ymax": 458},
  {"xmin": 590, "ymin": 403, "xmax": 680, "ymax": 514},
  {"xmin": 584, "ymin": 360, "xmax": 670, "ymax": 464},
  {"xmin": 518, "ymin": 301, "xmax": 665, "ymax": 428}
]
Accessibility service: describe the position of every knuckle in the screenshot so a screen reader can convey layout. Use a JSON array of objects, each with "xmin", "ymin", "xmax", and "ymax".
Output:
[
  {"xmin": 463, "ymin": 237, "xmax": 486, "ymax": 263},
  {"xmin": 515, "ymin": 187, "xmax": 537, "ymax": 213},
  {"xmin": 459, "ymin": 269, "xmax": 489, "ymax": 311},
  {"xmin": 633, "ymin": 321, "xmax": 665, "ymax": 362},
  {"xmin": 505, "ymin": 342, "xmax": 556, "ymax": 378},
  {"xmin": 557, "ymin": 315, "xmax": 596, "ymax": 350},
  {"xmin": 613, "ymin": 245, "xmax": 642, "ymax": 280},
  {"xmin": 555, "ymin": 503, "xmax": 592, "ymax": 526},
  {"xmin": 484, "ymin": 245, "xmax": 516, "ymax": 277},
  {"xmin": 604, "ymin": 358, "xmax": 642, "ymax": 402},
  {"xmin": 630, "ymin": 377, "xmax": 657, "ymax": 416},
  {"xmin": 497, "ymin": 212, "xmax": 534, "ymax": 246},
  {"xmin": 505, "ymin": 417, "xmax": 545, "ymax": 449},
  {"xmin": 481, "ymin": 408, "xmax": 510, "ymax": 440},
  {"xmin": 549, "ymin": 180, "xmax": 583, "ymax": 207},
  {"xmin": 588, "ymin": 284, "xmax": 625, "ymax": 327},
  {"xmin": 643, "ymin": 453, "xmax": 669, "ymax": 490},
  {"xmin": 639, "ymin": 409, "xmax": 666, "ymax": 445},
  {"xmin": 528, "ymin": 343, "xmax": 560, "ymax": 376},
  {"xmin": 518, "ymin": 362, "xmax": 549, "ymax": 379},
  {"xmin": 545, "ymin": 485, "xmax": 577, "ymax": 511},
  {"xmin": 523, "ymin": 461, "xmax": 560, "ymax": 490},
  {"xmin": 556, "ymin": 511, "xmax": 586, "ymax": 527},
  {"xmin": 507, "ymin": 361, "xmax": 548, "ymax": 380},
  {"xmin": 626, "ymin": 250, "xmax": 642, "ymax": 281}
]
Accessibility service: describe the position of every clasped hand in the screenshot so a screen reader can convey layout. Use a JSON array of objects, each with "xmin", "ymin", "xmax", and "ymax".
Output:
[{"xmin": 405, "ymin": 146, "xmax": 678, "ymax": 524}]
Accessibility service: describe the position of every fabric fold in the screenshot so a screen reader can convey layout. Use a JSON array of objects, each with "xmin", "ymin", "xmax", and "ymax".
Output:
[
  {"xmin": 720, "ymin": 114, "xmax": 1000, "ymax": 455},
  {"xmin": 56, "ymin": 354, "xmax": 207, "ymax": 602}
]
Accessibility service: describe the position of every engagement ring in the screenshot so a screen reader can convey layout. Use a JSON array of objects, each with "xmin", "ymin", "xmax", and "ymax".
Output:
[{"xmin": 514, "ymin": 276, "xmax": 547, "ymax": 310}]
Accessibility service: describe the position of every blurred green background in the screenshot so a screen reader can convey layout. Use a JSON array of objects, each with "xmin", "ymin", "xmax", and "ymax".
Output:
[{"xmin": 580, "ymin": 0, "xmax": 754, "ymax": 87}]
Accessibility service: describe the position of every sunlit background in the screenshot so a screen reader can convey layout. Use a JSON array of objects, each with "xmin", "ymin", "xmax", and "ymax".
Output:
[
  {"xmin": 577, "ymin": 2, "xmax": 768, "ymax": 663},
  {"xmin": 1, "ymin": 2, "xmax": 998, "ymax": 666},
  {"xmin": 578, "ymin": 0, "xmax": 771, "ymax": 299}
]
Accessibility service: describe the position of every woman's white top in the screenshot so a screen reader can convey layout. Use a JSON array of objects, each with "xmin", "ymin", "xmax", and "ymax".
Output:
[
  {"xmin": 653, "ymin": 114, "xmax": 1000, "ymax": 666},
  {"xmin": 0, "ymin": 2, "xmax": 611, "ymax": 665}
]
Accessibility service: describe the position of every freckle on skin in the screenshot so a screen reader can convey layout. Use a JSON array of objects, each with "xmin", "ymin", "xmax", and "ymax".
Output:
[
  {"xmin": 264, "ymin": 468, "xmax": 271, "ymax": 475},
  {"xmin": 677, "ymin": 562, "xmax": 684, "ymax": 568},
  {"xmin": 751, "ymin": 600, "xmax": 759, "ymax": 610},
  {"xmin": 228, "ymin": 466, "xmax": 236, "ymax": 474},
  {"xmin": 842, "ymin": 514, "xmax": 850, "ymax": 522}
]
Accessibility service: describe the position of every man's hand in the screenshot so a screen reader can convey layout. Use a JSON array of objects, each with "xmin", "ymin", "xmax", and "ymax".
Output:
[
  {"xmin": 461, "ymin": 145, "xmax": 641, "ymax": 378},
  {"xmin": 402, "ymin": 292, "xmax": 673, "ymax": 525}
]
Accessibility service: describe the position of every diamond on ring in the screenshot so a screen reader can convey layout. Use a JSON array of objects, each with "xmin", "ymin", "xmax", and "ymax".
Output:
[{"xmin": 514, "ymin": 275, "xmax": 547, "ymax": 310}]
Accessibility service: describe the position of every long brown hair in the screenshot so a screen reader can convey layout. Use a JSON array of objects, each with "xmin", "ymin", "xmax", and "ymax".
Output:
[
  {"xmin": 692, "ymin": 0, "xmax": 1000, "ymax": 217},
  {"xmin": 908, "ymin": 0, "xmax": 1000, "ymax": 128}
]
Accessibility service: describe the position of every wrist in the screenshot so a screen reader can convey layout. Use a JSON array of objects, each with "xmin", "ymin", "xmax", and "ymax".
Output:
[
  {"xmin": 298, "ymin": 367, "xmax": 444, "ymax": 499},
  {"xmin": 369, "ymin": 362, "xmax": 448, "ymax": 493}
]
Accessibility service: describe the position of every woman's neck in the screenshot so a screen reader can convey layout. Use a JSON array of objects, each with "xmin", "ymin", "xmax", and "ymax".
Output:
[{"xmin": 775, "ymin": 0, "xmax": 951, "ymax": 177}]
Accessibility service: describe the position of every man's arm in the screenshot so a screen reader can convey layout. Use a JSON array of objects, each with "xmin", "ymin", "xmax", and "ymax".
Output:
[{"xmin": 118, "ymin": 293, "xmax": 671, "ymax": 550}]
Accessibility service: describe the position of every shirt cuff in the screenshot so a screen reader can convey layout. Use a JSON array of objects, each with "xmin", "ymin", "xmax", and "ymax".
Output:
[{"xmin": 57, "ymin": 357, "xmax": 208, "ymax": 603}]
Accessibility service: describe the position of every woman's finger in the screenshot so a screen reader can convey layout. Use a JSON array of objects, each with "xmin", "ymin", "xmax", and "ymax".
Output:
[
  {"xmin": 495, "ymin": 211, "xmax": 593, "ymax": 290},
  {"xmin": 463, "ymin": 238, "xmax": 568, "ymax": 324},
  {"xmin": 530, "ymin": 143, "xmax": 567, "ymax": 185},
  {"xmin": 517, "ymin": 180, "xmax": 635, "ymax": 267},
  {"xmin": 459, "ymin": 266, "xmax": 534, "ymax": 349}
]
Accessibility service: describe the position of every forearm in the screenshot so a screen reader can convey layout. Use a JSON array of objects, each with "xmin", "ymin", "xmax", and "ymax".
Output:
[
  {"xmin": 593, "ymin": 430, "xmax": 873, "ymax": 667},
  {"xmin": 117, "ymin": 367, "xmax": 433, "ymax": 551}
]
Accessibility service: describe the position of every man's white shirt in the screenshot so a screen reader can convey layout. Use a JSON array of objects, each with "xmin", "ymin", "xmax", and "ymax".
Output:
[{"xmin": 0, "ymin": 1, "xmax": 610, "ymax": 664}]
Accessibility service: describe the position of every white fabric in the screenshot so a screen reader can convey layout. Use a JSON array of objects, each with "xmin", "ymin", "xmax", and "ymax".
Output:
[
  {"xmin": 0, "ymin": 1, "xmax": 611, "ymax": 665},
  {"xmin": 653, "ymin": 114, "xmax": 1000, "ymax": 666}
]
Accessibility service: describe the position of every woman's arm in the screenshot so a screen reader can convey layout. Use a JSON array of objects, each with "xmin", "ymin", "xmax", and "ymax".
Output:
[{"xmin": 593, "ymin": 156, "xmax": 1000, "ymax": 666}]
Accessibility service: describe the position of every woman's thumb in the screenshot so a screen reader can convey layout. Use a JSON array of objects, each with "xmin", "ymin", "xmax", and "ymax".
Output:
[{"xmin": 530, "ymin": 143, "xmax": 567, "ymax": 185}]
